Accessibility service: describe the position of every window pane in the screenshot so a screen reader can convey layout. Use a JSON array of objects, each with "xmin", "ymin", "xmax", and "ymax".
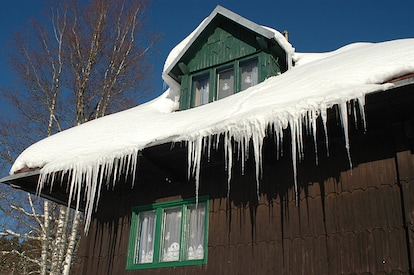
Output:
[
  {"xmin": 217, "ymin": 67, "xmax": 234, "ymax": 100},
  {"xmin": 241, "ymin": 59, "xmax": 258, "ymax": 91},
  {"xmin": 193, "ymin": 75, "xmax": 209, "ymax": 107},
  {"xmin": 186, "ymin": 203, "xmax": 206, "ymax": 260},
  {"xmin": 161, "ymin": 207, "xmax": 182, "ymax": 262},
  {"xmin": 136, "ymin": 211, "xmax": 156, "ymax": 264}
]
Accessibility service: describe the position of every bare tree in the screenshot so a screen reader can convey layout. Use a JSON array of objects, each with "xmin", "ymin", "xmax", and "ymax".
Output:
[{"xmin": 0, "ymin": 0, "xmax": 157, "ymax": 274}]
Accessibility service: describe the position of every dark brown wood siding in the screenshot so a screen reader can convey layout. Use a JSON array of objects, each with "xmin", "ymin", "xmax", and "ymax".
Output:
[{"xmin": 74, "ymin": 85, "xmax": 414, "ymax": 274}]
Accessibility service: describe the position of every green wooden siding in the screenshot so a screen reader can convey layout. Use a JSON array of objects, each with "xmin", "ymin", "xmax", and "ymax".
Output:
[
  {"xmin": 186, "ymin": 25, "xmax": 258, "ymax": 72},
  {"xmin": 180, "ymin": 75, "xmax": 190, "ymax": 110},
  {"xmin": 174, "ymin": 20, "xmax": 285, "ymax": 110},
  {"xmin": 261, "ymin": 54, "xmax": 281, "ymax": 80}
]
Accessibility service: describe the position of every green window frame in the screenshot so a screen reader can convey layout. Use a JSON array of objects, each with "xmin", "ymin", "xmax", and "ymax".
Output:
[
  {"xmin": 217, "ymin": 66, "xmax": 235, "ymax": 100},
  {"xmin": 180, "ymin": 49, "xmax": 283, "ymax": 110},
  {"xmin": 188, "ymin": 55, "xmax": 260, "ymax": 108},
  {"xmin": 192, "ymin": 73, "xmax": 211, "ymax": 107},
  {"xmin": 126, "ymin": 197, "xmax": 209, "ymax": 270}
]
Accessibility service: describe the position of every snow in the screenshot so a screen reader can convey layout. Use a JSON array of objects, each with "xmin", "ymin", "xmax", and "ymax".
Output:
[{"xmin": 10, "ymin": 38, "xmax": 414, "ymax": 233}]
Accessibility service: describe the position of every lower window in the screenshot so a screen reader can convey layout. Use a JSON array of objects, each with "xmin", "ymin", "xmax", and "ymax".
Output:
[{"xmin": 126, "ymin": 197, "xmax": 209, "ymax": 270}]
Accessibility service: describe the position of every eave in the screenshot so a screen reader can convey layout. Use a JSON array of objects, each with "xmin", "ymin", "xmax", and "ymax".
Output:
[{"xmin": 0, "ymin": 169, "xmax": 82, "ymax": 209}]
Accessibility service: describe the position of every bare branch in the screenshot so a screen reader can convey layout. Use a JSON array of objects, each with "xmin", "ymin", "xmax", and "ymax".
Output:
[{"xmin": 1, "ymin": 0, "xmax": 157, "ymax": 273}]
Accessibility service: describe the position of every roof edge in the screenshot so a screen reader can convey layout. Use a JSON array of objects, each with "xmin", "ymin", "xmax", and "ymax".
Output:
[
  {"xmin": 386, "ymin": 73, "xmax": 414, "ymax": 88},
  {"xmin": 0, "ymin": 169, "xmax": 41, "ymax": 185}
]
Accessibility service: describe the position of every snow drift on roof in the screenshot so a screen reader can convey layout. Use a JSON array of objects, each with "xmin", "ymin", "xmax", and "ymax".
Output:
[{"xmin": 10, "ymin": 38, "xmax": 414, "ymax": 232}]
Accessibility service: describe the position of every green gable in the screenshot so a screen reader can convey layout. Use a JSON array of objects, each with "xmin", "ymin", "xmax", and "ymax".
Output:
[
  {"xmin": 183, "ymin": 21, "xmax": 259, "ymax": 72},
  {"xmin": 164, "ymin": 6, "xmax": 291, "ymax": 111}
]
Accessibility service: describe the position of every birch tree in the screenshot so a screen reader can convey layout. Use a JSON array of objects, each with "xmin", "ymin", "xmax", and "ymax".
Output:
[{"xmin": 0, "ymin": 0, "xmax": 157, "ymax": 274}]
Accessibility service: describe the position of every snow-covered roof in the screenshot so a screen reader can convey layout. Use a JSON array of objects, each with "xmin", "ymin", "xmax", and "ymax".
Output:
[{"xmin": 6, "ymin": 38, "xmax": 414, "ymax": 232}]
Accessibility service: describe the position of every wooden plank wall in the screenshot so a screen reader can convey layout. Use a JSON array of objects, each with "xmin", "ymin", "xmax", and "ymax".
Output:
[{"xmin": 75, "ymin": 121, "xmax": 413, "ymax": 274}]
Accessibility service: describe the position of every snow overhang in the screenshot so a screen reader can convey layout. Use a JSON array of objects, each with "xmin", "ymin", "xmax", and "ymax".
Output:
[
  {"xmin": 0, "ymin": 142, "xmax": 192, "ymax": 211},
  {"xmin": 2, "ymin": 77, "xmax": 414, "ymax": 209}
]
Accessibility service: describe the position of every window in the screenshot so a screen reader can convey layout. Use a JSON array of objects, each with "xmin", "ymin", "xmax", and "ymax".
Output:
[
  {"xmin": 185, "ymin": 57, "xmax": 262, "ymax": 109},
  {"xmin": 240, "ymin": 58, "xmax": 258, "ymax": 91},
  {"xmin": 126, "ymin": 197, "xmax": 209, "ymax": 270},
  {"xmin": 217, "ymin": 67, "xmax": 234, "ymax": 100},
  {"xmin": 193, "ymin": 75, "xmax": 210, "ymax": 107}
]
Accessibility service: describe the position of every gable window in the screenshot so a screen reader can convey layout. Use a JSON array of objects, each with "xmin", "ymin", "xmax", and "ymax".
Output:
[
  {"xmin": 179, "ymin": 50, "xmax": 281, "ymax": 111},
  {"xmin": 193, "ymin": 75, "xmax": 210, "ymax": 107},
  {"xmin": 240, "ymin": 58, "xmax": 258, "ymax": 91},
  {"xmin": 126, "ymin": 197, "xmax": 209, "ymax": 270},
  {"xmin": 217, "ymin": 67, "xmax": 234, "ymax": 100}
]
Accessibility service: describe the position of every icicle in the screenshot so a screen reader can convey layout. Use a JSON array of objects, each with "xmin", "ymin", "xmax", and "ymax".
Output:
[
  {"xmin": 105, "ymin": 158, "xmax": 115, "ymax": 188},
  {"xmin": 357, "ymin": 96, "xmax": 367, "ymax": 132},
  {"xmin": 66, "ymin": 170, "xmax": 76, "ymax": 210},
  {"xmin": 320, "ymin": 106, "xmax": 329, "ymax": 157},
  {"xmin": 112, "ymin": 158, "xmax": 119, "ymax": 190},
  {"xmin": 352, "ymin": 100, "xmax": 358, "ymax": 129},
  {"xmin": 289, "ymin": 117, "xmax": 299, "ymax": 202},
  {"xmin": 240, "ymin": 137, "xmax": 246, "ymax": 175},
  {"xmin": 95, "ymin": 165, "xmax": 106, "ymax": 211},
  {"xmin": 223, "ymin": 132, "xmax": 229, "ymax": 172},
  {"xmin": 297, "ymin": 115, "xmax": 304, "ymax": 162},
  {"xmin": 206, "ymin": 136, "xmax": 212, "ymax": 162},
  {"xmin": 130, "ymin": 151, "xmax": 138, "ymax": 188},
  {"xmin": 186, "ymin": 137, "xmax": 203, "ymax": 205},
  {"xmin": 338, "ymin": 101, "xmax": 353, "ymax": 170},
  {"xmin": 309, "ymin": 109, "xmax": 319, "ymax": 165},
  {"xmin": 276, "ymin": 122, "xmax": 284, "ymax": 160},
  {"xmin": 225, "ymin": 132, "xmax": 233, "ymax": 197},
  {"xmin": 246, "ymin": 119, "xmax": 265, "ymax": 200},
  {"xmin": 187, "ymin": 140, "xmax": 193, "ymax": 180}
]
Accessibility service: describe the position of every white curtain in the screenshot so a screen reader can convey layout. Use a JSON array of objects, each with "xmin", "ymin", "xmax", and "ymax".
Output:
[
  {"xmin": 136, "ymin": 211, "xmax": 156, "ymax": 263},
  {"xmin": 161, "ymin": 207, "xmax": 182, "ymax": 262},
  {"xmin": 241, "ymin": 59, "xmax": 258, "ymax": 91},
  {"xmin": 195, "ymin": 76, "xmax": 209, "ymax": 106},
  {"xmin": 186, "ymin": 203, "xmax": 206, "ymax": 260},
  {"xmin": 218, "ymin": 68, "xmax": 234, "ymax": 99}
]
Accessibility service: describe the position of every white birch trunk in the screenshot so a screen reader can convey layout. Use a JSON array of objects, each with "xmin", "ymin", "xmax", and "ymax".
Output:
[
  {"xmin": 50, "ymin": 206, "xmax": 67, "ymax": 274},
  {"xmin": 40, "ymin": 201, "xmax": 50, "ymax": 275},
  {"xmin": 62, "ymin": 210, "xmax": 82, "ymax": 275}
]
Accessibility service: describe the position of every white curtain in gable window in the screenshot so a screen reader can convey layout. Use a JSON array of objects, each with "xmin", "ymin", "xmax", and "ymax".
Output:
[
  {"xmin": 194, "ymin": 76, "xmax": 210, "ymax": 106},
  {"xmin": 161, "ymin": 207, "xmax": 182, "ymax": 262},
  {"xmin": 186, "ymin": 203, "xmax": 206, "ymax": 260},
  {"xmin": 241, "ymin": 59, "xmax": 258, "ymax": 91},
  {"xmin": 136, "ymin": 211, "xmax": 156, "ymax": 263},
  {"xmin": 217, "ymin": 68, "xmax": 234, "ymax": 100}
]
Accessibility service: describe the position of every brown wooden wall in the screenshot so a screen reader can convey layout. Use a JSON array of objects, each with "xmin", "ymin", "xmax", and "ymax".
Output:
[{"xmin": 74, "ymin": 86, "xmax": 414, "ymax": 274}]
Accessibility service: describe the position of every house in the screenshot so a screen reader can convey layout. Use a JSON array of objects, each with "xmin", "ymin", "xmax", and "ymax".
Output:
[{"xmin": 2, "ymin": 5, "xmax": 414, "ymax": 274}]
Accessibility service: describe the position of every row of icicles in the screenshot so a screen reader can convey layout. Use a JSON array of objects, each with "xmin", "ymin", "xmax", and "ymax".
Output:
[{"xmin": 37, "ymin": 97, "xmax": 365, "ymax": 233}]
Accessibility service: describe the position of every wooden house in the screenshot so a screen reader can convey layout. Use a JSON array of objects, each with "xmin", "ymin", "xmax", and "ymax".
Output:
[{"xmin": 2, "ymin": 6, "xmax": 414, "ymax": 274}]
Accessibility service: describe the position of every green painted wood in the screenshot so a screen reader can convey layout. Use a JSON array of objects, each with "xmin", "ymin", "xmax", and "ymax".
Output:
[
  {"xmin": 179, "ymin": 74, "xmax": 190, "ymax": 110},
  {"xmin": 174, "ymin": 20, "xmax": 285, "ymax": 111},
  {"xmin": 186, "ymin": 25, "xmax": 258, "ymax": 72},
  {"xmin": 261, "ymin": 53, "xmax": 281, "ymax": 81}
]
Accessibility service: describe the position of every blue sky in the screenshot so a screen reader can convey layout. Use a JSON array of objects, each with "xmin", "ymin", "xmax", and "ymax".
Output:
[{"xmin": 1, "ymin": 0, "xmax": 413, "ymax": 104}]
